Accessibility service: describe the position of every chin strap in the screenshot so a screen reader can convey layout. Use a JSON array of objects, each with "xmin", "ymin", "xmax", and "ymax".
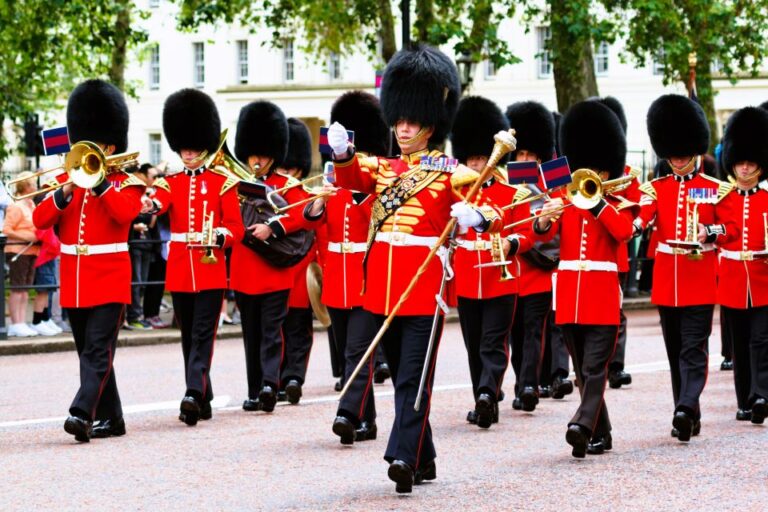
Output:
[
  {"xmin": 669, "ymin": 156, "xmax": 699, "ymax": 177},
  {"xmin": 394, "ymin": 126, "xmax": 430, "ymax": 146}
]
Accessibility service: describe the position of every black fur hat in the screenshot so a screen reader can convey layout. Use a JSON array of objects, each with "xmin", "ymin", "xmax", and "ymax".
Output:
[
  {"xmin": 235, "ymin": 101, "xmax": 289, "ymax": 166},
  {"xmin": 282, "ymin": 118, "xmax": 313, "ymax": 178},
  {"xmin": 163, "ymin": 88, "xmax": 221, "ymax": 154},
  {"xmin": 647, "ymin": 94, "xmax": 709, "ymax": 159},
  {"xmin": 504, "ymin": 101, "xmax": 556, "ymax": 162},
  {"xmin": 67, "ymin": 79, "xmax": 129, "ymax": 153},
  {"xmin": 560, "ymin": 100, "xmax": 627, "ymax": 180},
  {"xmin": 451, "ymin": 96, "xmax": 510, "ymax": 165},
  {"xmin": 721, "ymin": 106, "xmax": 768, "ymax": 176},
  {"xmin": 331, "ymin": 91, "xmax": 389, "ymax": 156},
  {"xmin": 380, "ymin": 44, "xmax": 461, "ymax": 146},
  {"xmin": 588, "ymin": 96, "xmax": 627, "ymax": 134},
  {"xmin": 760, "ymin": 101, "xmax": 768, "ymax": 111}
]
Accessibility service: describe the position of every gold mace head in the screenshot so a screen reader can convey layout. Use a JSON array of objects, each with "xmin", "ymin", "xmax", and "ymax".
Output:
[
  {"xmin": 488, "ymin": 129, "xmax": 517, "ymax": 169},
  {"xmin": 688, "ymin": 52, "xmax": 697, "ymax": 68}
]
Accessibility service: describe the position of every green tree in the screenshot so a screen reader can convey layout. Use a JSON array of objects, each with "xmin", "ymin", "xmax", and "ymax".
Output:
[
  {"xmin": 604, "ymin": 0, "xmax": 768, "ymax": 151},
  {"xmin": 0, "ymin": 0, "xmax": 147, "ymax": 164}
]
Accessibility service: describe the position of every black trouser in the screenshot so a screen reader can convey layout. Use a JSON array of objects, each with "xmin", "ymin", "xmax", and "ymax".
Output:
[
  {"xmin": 335, "ymin": 307, "xmax": 377, "ymax": 425},
  {"xmin": 609, "ymin": 272, "xmax": 629, "ymax": 372},
  {"xmin": 458, "ymin": 295, "xmax": 515, "ymax": 401},
  {"xmin": 143, "ymin": 257, "xmax": 166, "ymax": 318},
  {"xmin": 561, "ymin": 323, "xmax": 619, "ymax": 437},
  {"xmin": 329, "ymin": 307, "xmax": 350, "ymax": 381},
  {"xmin": 128, "ymin": 250, "xmax": 152, "ymax": 323},
  {"xmin": 658, "ymin": 305, "xmax": 714, "ymax": 420},
  {"xmin": 720, "ymin": 306, "xmax": 733, "ymax": 361},
  {"xmin": 721, "ymin": 305, "xmax": 768, "ymax": 409},
  {"xmin": 374, "ymin": 314, "xmax": 442, "ymax": 470},
  {"xmin": 281, "ymin": 307, "xmax": 314, "ymax": 386},
  {"xmin": 172, "ymin": 289, "xmax": 224, "ymax": 402},
  {"xmin": 67, "ymin": 303, "xmax": 125, "ymax": 421},
  {"xmin": 235, "ymin": 290, "xmax": 290, "ymax": 398},
  {"xmin": 510, "ymin": 292, "xmax": 551, "ymax": 394}
]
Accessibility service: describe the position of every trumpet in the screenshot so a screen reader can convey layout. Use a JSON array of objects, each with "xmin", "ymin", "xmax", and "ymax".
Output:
[
  {"xmin": 6, "ymin": 141, "xmax": 139, "ymax": 200},
  {"xmin": 503, "ymin": 169, "xmax": 635, "ymax": 231},
  {"xmin": 474, "ymin": 233, "xmax": 515, "ymax": 281},
  {"xmin": 188, "ymin": 200, "xmax": 219, "ymax": 265},
  {"xmin": 266, "ymin": 174, "xmax": 334, "ymax": 213}
]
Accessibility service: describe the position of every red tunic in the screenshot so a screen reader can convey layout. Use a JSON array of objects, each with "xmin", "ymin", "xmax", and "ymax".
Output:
[
  {"xmin": 334, "ymin": 149, "xmax": 502, "ymax": 316},
  {"xmin": 229, "ymin": 172, "xmax": 316, "ymax": 295},
  {"xmin": 715, "ymin": 183, "xmax": 768, "ymax": 309},
  {"xmin": 288, "ymin": 242, "xmax": 316, "ymax": 308},
  {"xmin": 545, "ymin": 197, "xmax": 637, "ymax": 325},
  {"xmin": 516, "ymin": 180, "xmax": 555, "ymax": 298},
  {"xmin": 454, "ymin": 178, "xmax": 533, "ymax": 299},
  {"xmin": 33, "ymin": 172, "xmax": 145, "ymax": 308},
  {"xmin": 614, "ymin": 166, "xmax": 642, "ymax": 273},
  {"xmin": 636, "ymin": 167, "xmax": 734, "ymax": 307},
  {"xmin": 153, "ymin": 168, "xmax": 244, "ymax": 292},
  {"xmin": 319, "ymin": 189, "xmax": 371, "ymax": 309}
]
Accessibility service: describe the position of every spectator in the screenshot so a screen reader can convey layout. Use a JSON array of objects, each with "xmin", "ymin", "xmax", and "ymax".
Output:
[
  {"xmin": 32, "ymin": 227, "xmax": 63, "ymax": 335},
  {"xmin": 0, "ymin": 180, "xmax": 10, "ymax": 228},
  {"xmin": 125, "ymin": 163, "xmax": 157, "ymax": 330},
  {"xmin": 3, "ymin": 172, "xmax": 40, "ymax": 337},
  {"xmin": 143, "ymin": 167, "xmax": 170, "ymax": 329}
]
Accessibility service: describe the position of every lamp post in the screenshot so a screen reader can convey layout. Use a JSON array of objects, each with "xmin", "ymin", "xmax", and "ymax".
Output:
[
  {"xmin": 401, "ymin": 0, "xmax": 410, "ymax": 49},
  {"xmin": 456, "ymin": 51, "xmax": 476, "ymax": 95}
]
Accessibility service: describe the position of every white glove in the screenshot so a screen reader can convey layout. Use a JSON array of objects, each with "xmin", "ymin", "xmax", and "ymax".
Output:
[
  {"xmin": 450, "ymin": 202, "xmax": 483, "ymax": 229},
  {"xmin": 328, "ymin": 122, "xmax": 350, "ymax": 156}
]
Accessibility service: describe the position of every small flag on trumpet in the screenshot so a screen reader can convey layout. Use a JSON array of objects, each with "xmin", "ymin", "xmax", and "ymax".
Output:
[
  {"xmin": 319, "ymin": 127, "xmax": 355, "ymax": 155},
  {"xmin": 541, "ymin": 156, "xmax": 571, "ymax": 189},
  {"xmin": 506, "ymin": 161, "xmax": 540, "ymax": 185},
  {"xmin": 42, "ymin": 126, "xmax": 70, "ymax": 156}
]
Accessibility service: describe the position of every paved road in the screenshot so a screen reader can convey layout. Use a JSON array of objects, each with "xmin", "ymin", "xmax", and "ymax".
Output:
[{"xmin": 1, "ymin": 309, "xmax": 766, "ymax": 511}]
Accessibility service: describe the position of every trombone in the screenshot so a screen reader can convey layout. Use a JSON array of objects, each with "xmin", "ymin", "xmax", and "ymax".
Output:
[
  {"xmin": 6, "ymin": 141, "xmax": 139, "ymax": 200},
  {"xmin": 503, "ymin": 168, "xmax": 635, "ymax": 231},
  {"xmin": 266, "ymin": 174, "xmax": 335, "ymax": 213}
]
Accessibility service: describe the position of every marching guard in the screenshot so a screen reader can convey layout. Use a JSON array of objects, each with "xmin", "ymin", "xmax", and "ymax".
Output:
[
  {"xmin": 33, "ymin": 80, "xmax": 148, "ymax": 442},
  {"xmin": 536, "ymin": 100, "xmax": 638, "ymax": 457},
  {"xmin": 450, "ymin": 96, "xmax": 533, "ymax": 428},
  {"xmin": 327, "ymin": 45, "xmax": 505, "ymax": 493},
  {"xmin": 712, "ymin": 106, "xmax": 768, "ymax": 424},
  {"xmin": 634, "ymin": 94, "xmax": 734, "ymax": 441},
  {"xmin": 152, "ymin": 89, "xmax": 244, "ymax": 426}
]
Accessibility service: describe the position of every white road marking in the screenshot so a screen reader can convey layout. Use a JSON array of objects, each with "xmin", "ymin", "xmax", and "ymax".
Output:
[{"xmin": 0, "ymin": 358, "xmax": 711, "ymax": 430}]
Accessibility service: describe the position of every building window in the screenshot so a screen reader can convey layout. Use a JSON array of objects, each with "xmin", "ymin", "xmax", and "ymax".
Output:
[
  {"xmin": 283, "ymin": 39, "xmax": 295, "ymax": 82},
  {"xmin": 328, "ymin": 51, "xmax": 341, "ymax": 81},
  {"xmin": 149, "ymin": 134, "xmax": 162, "ymax": 165},
  {"xmin": 652, "ymin": 49, "xmax": 665, "ymax": 76},
  {"xmin": 536, "ymin": 27, "xmax": 552, "ymax": 78},
  {"xmin": 484, "ymin": 59, "xmax": 497, "ymax": 80},
  {"xmin": 149, "ymin": 44, "xmax": 160, "ymax": 90},
  {"xmin": 149, "ymin": 0, "xmax": 159, "ymax": 7},
  {"xmin": 236, "ymin": 40, "xmax": 248, "ymax": 84},
  {"xmin": 193, "ymin": 42, "xmax": 205, "ymax": 87},
  {"xmin": 594, "ymin": 41, "xmax": 610, "ymax": 75},
  {"xmin": 711, "ymin": 58, "xmax": 724, "ymax": 74}
]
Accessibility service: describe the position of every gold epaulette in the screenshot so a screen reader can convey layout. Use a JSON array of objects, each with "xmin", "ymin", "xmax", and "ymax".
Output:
[
  {"xmin": 638, "ymin": 181, "xmax": 657, "ymax": 200},
  {"xmin": 358, "ymin": 156, "xmax": 381, "ymax": 172},
  {"xmin": 120, "ymin": 172, "xmax": 145, "ymax": 189},
  {"xmin": 154, "ymin": 177, "xmax": 170, "ymax": 192},
  {"xmin": 220, "ymin": 175, "xmax": 239, "ymax": 195},
  {"xmin": 628, "ymin": 166, "xmax": 642, "ymax": 179},
  {"xmin": 450, "ymin": 164, "xmax": 480, "ymax": 189},
  {"xmin": 700, "ymin": 173, "xmax": 735, "ymax": 202},
  {"xmin": 613, "ymin": 195, "xmax": 638, "ymax": 211},
  {"xmin": 512, "ymin": 186, "xmax": 532, "ymax": 202}
]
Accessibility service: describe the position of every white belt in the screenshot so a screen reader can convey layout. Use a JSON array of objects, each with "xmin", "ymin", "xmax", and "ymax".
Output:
[
  {"xmin": 374, "ymin": 232, "xmax": 440, "ymax": 248},
  {"xmin": 720, "ymin": 249, "xmax": 768, "ymax": 261},
  {"xmin": 656, "ymin": 242, "xmax": 716, "ymax": 255},
  {"xmin": 456, "ymin": 239, "xmax": 492, "ymax": 251},
  {"xmin": 327, "ymin": 241, "xmax": 367, "ymax": 254},
  {"xmin": 170, "ymin": 232, "xmax": 204, "ymax": 243},
  {"xmin": 61, "ymin": 242, "xmax": 129, "ymax": 256},
  {"xmin": 558, "ymin": 260, "xmax": 617, "ymax": 272}
]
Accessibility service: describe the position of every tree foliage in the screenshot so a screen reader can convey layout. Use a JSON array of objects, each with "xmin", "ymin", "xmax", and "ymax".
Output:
[{"xmin": 0, "ymin": 0, "xmax": 147, "ymax": 163}]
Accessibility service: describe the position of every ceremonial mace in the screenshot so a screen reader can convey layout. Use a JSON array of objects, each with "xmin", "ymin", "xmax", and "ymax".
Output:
[{"xmin": 338, "ymin": 130, "xmax": 517, "ymax": 406}]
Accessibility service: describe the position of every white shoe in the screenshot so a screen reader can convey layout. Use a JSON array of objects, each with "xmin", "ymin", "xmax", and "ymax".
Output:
[
  {"xmin": 8, "ymin": 323, "xmax": 38, "ymax": 337},
  {"xmin": 31, "ymin": 322, "xmax": 57, "ymax": 336},
  {"xmin": 44, "ymin": 319, "xmax": 63, "ymax": 334}
]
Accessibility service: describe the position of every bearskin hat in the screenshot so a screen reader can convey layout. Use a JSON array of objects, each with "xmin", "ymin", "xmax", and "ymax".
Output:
[
  {"xmin": 560, "ymin": 100, "xmax": 627, "ymax": 180},
  {"xmin": 647, "ymin": 94, "xmax": 709, "ymax": 159},
  {"xmin": 588, "ymin": 96, "xmax": 627, "ymax": 134},
  {"xmin": 760, "ymin": 101, "xmax": 768, "ymax": 111},
  {"xmin": 282, "ymin": 118, "xmax": 313, "ymax": 178},
  {"xmin": 331, "ymin": 91, "xmax": 389, "ymax": 157},
  {"xmin": 721, "ymin": 106, "xmax": 768, "ymax": 176},
  {"xmin": 380, "ymin": 44, "xmax": 461, "ymax": 146},
  {"xmin": 504, "ymin": 101, "xmax": 556, "ymax": 162},
  {"xmin": 451, "ymin": 96, "xmax": 510, "ymax": 165},
  {"xmin": 67, "ymin": 79, "xmax": 129, "ymax": 154},
  {"xmin": 235, "ymin": 101, "xmax": 289, "ymax": 167},
  {"xmin": 163, "ymin": 88, "xmax": 221, "ymax": 154}
]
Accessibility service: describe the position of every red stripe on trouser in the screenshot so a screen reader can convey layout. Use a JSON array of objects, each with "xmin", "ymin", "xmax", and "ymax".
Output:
[
  {"xmin": 91, "ymin": 305, "xmax": 125, "ymax": 419},
  {"xmin": 202, "ymin": 291, "xmax": 224, "ymax": 399},
  {"xmin": 358, "ymin": 353, "xmax": 376, "ymax": 420},
  {"xmin": 591, "ymin": 326, "xmax": 620, "ymax": 433},
  {"xmin": 415, "ymin": 334, "xmax": 441, "ymax": 469}
]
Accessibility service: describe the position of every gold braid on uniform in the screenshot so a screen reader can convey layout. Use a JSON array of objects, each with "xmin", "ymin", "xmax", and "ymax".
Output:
[{"xmin": 477, "ymin": 205, "xmax": 502, "ymax": 233}]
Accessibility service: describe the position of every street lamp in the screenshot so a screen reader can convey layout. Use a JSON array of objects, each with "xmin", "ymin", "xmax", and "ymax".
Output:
[{"xmin": 456, "ymin": 51, "xmax": 476, "ymax": 95}]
